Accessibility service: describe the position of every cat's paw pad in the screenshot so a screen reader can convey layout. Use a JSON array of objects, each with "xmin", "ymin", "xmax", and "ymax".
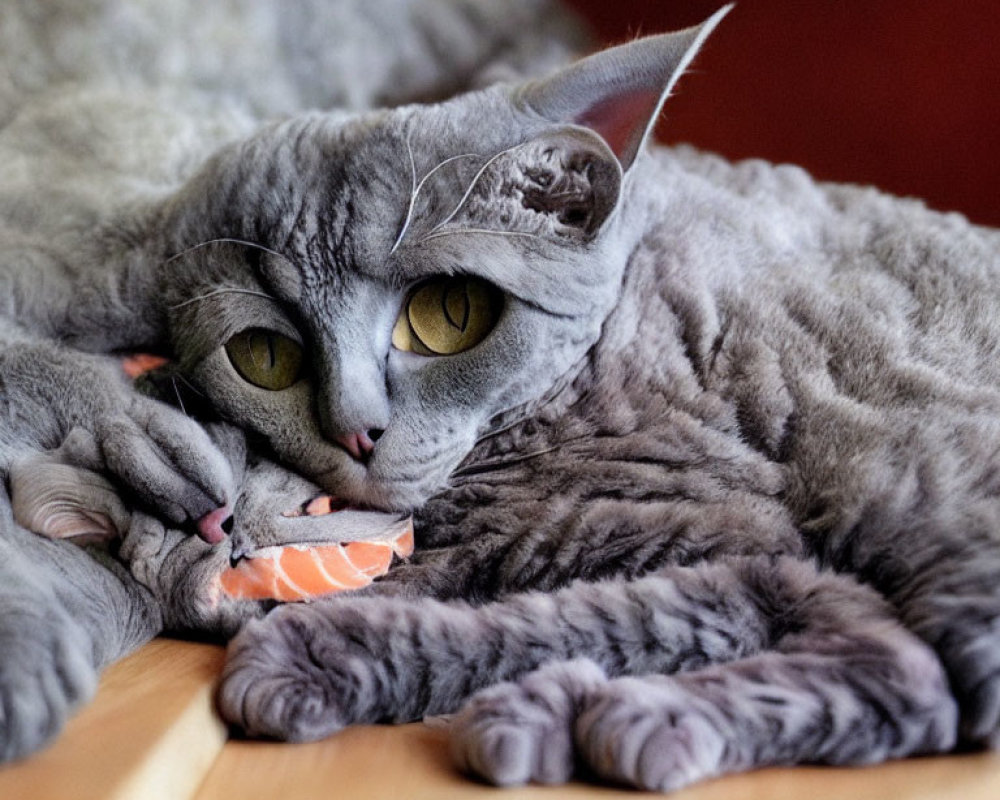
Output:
[
  {"xmin": 575, "ymin": 676, "xmax": 725, "ymax": 792},
  {"xmin": 217, "ymin": 603, "xmax": 374, "ymax": 741},
  {"xmin": 451, "ymin": 659, "xmax": 606, "ymax": 786},
  {"xmin": 0, "ymin": 615, "xmax": 97, "ymax": 762}
]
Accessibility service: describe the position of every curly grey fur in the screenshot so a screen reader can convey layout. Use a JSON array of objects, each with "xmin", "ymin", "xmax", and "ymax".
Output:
[
  {"xmin": 3, "ymin": 0, "xmax": 999, "ymax": 790},
  {"xmin": 207, "ymin": 10, "xmax": 999, "ymax": 792}
]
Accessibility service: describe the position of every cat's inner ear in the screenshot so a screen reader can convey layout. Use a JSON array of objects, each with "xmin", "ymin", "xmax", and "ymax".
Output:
[
  {"xmin": 519, "ymin": 5, "xmax": 731, "ymax": 171},
  {"xmin": 508, "ymin": 128, "xmax": 623, "ymax": 238}
]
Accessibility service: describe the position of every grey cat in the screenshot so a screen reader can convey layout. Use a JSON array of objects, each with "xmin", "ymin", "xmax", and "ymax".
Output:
[
  {"xmin": 4, "ymin": 1, "xmax": 1000, "ymax": 793},
  {"xmin": 193, "ymin": 9, "xmax": 1000, "ymax": 793},
  {"xmin": 0, "ymin": 0, "xmax": 582, "ymax": 762}
]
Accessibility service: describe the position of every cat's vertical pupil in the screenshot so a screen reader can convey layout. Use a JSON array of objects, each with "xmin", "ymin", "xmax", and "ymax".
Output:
[{"xmin": 266, "ymin": 336, "xmax": 276, "ymax": 368}]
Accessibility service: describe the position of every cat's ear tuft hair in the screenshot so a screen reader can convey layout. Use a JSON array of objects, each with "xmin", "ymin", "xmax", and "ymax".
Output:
[{"xmin": 519, "ymin": 5, "xmax": 732, "ymax": 171}]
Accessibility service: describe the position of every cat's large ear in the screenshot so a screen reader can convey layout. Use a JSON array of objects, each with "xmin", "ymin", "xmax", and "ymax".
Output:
[{"xmin": 519, "ymin": 5, "xmax": 732, "ymax": 172}]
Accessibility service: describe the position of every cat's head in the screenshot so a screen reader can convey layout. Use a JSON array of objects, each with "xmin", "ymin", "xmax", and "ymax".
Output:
[{"xmin": 160, "ymin": 9, "xmax": 729, "ymax": 510}]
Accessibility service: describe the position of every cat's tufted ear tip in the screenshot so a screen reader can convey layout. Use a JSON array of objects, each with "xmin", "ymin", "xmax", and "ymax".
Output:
[{"xmin": 519, "ymin": 5, "xmax": 732, "ymax": 170}]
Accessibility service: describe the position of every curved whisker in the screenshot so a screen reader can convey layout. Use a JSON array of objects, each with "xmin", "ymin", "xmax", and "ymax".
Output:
[
  {"xmin": 168, "ymin": 287, "xmax": 278, "ymax": 310},
  {"xmin": 172, "ymin": 372, "xmax": 207, "ymax": 399},
  {"xmin": 162, "ymin": 237, "xmax": 288, "ymax": 267},
  {"xmin": 428, "ymin": 143, "xmax": 523, "ymax": 235},
  {"xmin": 450, "ymin": 445, "xmax": 562, "ymax": 479},
  {"xmin": 169, "ymin": 375, "xmax": 188, "ymax": 416},
  {"xmin": 417, "ymin": 228, "xmax": 548, "ymax": 246},
  {"xmin": 474, "ymin": 412, "xmax": 540, "ymax": 443},
  {"xmin": 390, "ymin": 141, "xmax": 481, "ymax": 255}
]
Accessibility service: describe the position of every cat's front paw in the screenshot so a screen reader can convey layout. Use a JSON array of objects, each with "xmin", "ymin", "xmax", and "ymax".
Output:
[
  {"xmin": 451, "ymin": 659, "xmax": 607, "ymax": 787},
  {"xmin": 940, "ymin": 620, "xmax": 1000, "ymax": 747},
  {"xmin": 574, "ymin": 676, "xmax": 726, "ymax": 792},
  {"xmin": 93, "ymin": 396, "xmax": 235, "ymax": 540},
  {"xmin": 217, "ymin": 602, "xmax": 383, "ymax": 742},
  {"xmin": 0, "ymin": 612, "xmax": 97, "ymax": 762}
]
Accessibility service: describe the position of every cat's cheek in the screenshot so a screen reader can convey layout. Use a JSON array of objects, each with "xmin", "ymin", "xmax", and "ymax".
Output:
[{"xmin": 187, "ymin": 350, "xmax": 354, "ymax": 477}]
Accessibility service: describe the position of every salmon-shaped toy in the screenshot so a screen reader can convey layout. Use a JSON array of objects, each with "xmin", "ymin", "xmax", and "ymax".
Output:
[{"xmin": 219, "ymin": 495, "xmax": 414, "ymax": 601}]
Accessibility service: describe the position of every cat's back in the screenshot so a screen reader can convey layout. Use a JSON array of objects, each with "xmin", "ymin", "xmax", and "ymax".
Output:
[{"xmin": 626, "ymin": 146, "xmax": 1000, "ymax": 555}]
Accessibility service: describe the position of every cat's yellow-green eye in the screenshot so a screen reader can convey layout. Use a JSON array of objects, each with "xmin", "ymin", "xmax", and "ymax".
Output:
[
  {"xmin": 225, "ymin": 328, "xmax": 303, "ymax": 390},
  {"xmin": 392, "ymin": 277, "xmax": 503, "ymax": 356}
]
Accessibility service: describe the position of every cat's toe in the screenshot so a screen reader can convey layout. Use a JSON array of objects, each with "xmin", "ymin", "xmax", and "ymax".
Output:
[
  {"xmin": 218, "ymin": 607, "xmax": 354, "ymax": 742},
  {"xmin": 575, "ymin": 676, "xmax": 725, "ymax": 793},
  {"xmin": 451, "ymin": 658, "xmax": 607, "ymax": 786}
]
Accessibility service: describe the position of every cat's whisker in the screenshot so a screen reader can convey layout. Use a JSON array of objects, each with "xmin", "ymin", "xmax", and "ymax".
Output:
[
  {"xmin": 169, "ymin": 375, "xmax": 188, "ymax": 417},
  {"xmin": 168, "ymin": 287, "xmax": 277, "ymax": 310},
  {"xmin": 428, "ymin": 143, "xmax": 523, "ymax": 235},
  {"xmin": 161, "ymin": 237, "xmax": 287, "ymax": 267},
  {"xmin": 389, "ymin": 129, "xmax": 418, "ymax": 256},
  {"xmin": 390, "ymin": 142, "xmax": 481, "ymax": 255},
  {"xmin": 173, "ymin": 372, "xmax": 208, "ymax": 399},
  {"xmin": 451, "ymin": 445, "xmax": 562, "ymax": 479},
  {"xmin": 474, "ymin": 412, "xmax": 539, "ymax": 442},
  {"xmin": 417, "ymin": 228, "xmax": 547, "ymax": 246}
]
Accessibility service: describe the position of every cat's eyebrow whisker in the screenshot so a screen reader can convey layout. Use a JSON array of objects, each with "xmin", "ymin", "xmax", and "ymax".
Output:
[
  {"xmin": 391, "ymin": 129, "xmax": 418, "ymax": 257},
  {"xmin": 390, "ymin": 140, "xmax": 481, "ymax": 255},
  {"xmin": 161, "ymin": 237, "xmax": 287, "ymax": 267},
  {"xmin": 168, "ymin": 287, "xmax": 278, "ymax": 310},
  {"xmin": 428, "ymin": 143, "xmax": 523, "ymax": 235},
  {"xmin": 417, "ymin": 228, "xmax": 547, "ymax": 246}
]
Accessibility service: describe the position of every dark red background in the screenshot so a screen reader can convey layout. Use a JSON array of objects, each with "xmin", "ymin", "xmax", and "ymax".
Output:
[{"xmin": 565, "ymin": 1, "xmax": 1000, "ymax": 226}]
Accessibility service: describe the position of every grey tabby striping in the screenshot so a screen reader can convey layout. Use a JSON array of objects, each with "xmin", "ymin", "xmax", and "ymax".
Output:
[{"xmin": 2, "ymin": 0, "xmax": 999, "ymax": 792}]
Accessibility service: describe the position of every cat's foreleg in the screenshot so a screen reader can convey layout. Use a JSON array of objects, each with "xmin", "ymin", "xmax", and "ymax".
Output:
[
  {"xmin": 0, "ymin": 495, "xmax": 162, "ymax": 762},
  {"xmin": 218, "ymin": 556, "xmax": 773, "ymax": 742},
  {"xmin": 451, "ymin": 559, "xmax": 957, "ymax": 790},
  {"xmin": 0, "ymin": 339, "xmax": 234, "ymax": 539},
  {"xmin": 220, "ymin": 554, "xmax": 953, "ymax": 771}
]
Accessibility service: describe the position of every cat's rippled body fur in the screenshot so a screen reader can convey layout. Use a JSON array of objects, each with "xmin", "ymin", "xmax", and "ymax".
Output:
[
  {"xmin": 213, "ymin": 13, "xmax": 1000, "ymax": 790},
  {"xmin": 2, "ymin": 1, "xmax": 999, "ymax": 792}
]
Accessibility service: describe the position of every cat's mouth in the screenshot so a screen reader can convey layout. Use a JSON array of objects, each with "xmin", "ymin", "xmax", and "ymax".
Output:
[
  {"xmin": 280, "ymin": 494, "xmax": 354, "ymax": 517},
  {"xmin": 219, "ymin": 495, "xmax": 413, "ymax": 602}
]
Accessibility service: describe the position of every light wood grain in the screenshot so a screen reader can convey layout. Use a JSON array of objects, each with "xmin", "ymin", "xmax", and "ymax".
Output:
[
  {"xmin": 0, "ymin": 638, "xmax": 226, "ymax": 800},
  {"xmin": 194, "ymin": 722, "xmax": 657, "ymax": 800},
  {"xmin": 6, "ymin": 638, "xmax": 1000, "ymax": 800},
  {"xmin": 193, "ymin": 716, "xmax": 1000, "ymax": 800}
]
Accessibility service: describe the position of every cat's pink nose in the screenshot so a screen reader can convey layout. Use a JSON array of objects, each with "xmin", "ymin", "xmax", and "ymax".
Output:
[
  {"xmin": 334, "ymin": 430, "xmax": 381, "ymax": 461},
  {"xmin": 196, "ymin": 505, "xmax": 233, "ymax": 544}
]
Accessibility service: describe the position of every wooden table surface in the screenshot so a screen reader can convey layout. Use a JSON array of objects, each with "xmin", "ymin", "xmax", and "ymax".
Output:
[{"xmin": 2, "ymin": 638, "xmax": 1000, "ymax": 800}]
